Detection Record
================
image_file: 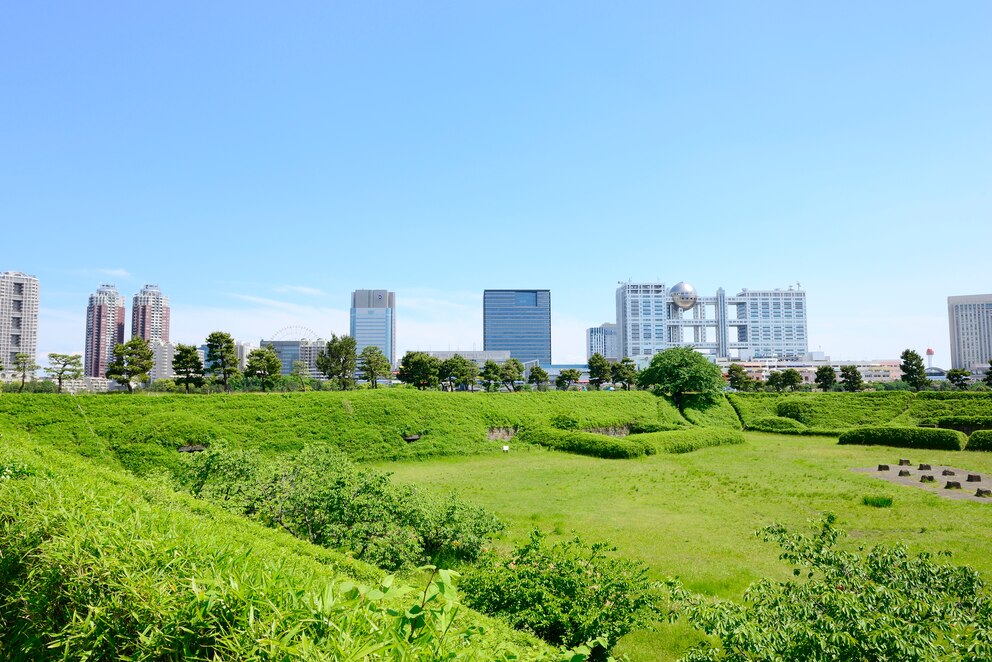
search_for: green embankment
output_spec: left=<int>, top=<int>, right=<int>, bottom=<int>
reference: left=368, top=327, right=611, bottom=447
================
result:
left=0, top=428, right=550, bottom=660
left=730, top=392, right=918, bottom=434
left=0, top=390, right=671, bottom=473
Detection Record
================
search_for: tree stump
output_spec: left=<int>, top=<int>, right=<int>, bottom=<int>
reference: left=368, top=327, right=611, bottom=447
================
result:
left=945, top=481, right=962, bottom=489
left=898, top=459, right=911, bottom=466
left=898, top=470, right=911, bottom=477
left=920, top=475, right=935, bottom=483
left=918, top=464, right=932, bottom=471
left=967, top=474, right=982, bottom=482
left=976, top=489, right=992, bottom=497
left=942, top=469, right=955, bottom=476
left=877, top=464, right=890, bottom=471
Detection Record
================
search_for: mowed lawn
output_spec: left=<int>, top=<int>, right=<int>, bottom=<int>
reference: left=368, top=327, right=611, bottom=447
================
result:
left=385, top=432, right=992, bottom=661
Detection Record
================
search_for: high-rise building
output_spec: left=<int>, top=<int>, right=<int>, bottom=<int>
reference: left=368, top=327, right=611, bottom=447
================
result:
left=948, top=294, right=992, bottom=371
left=350, top=290, right=396, bottom=366
left=85, top=284, right=126, bottom=378
left=0, top=272, right=40, bottom=380
left=131, top=284, right=170, bottom=344
left=483, top=289, right=552, bottom=365
left=616, top=281, right=807, bottom=362
left=586, top=323, right=619, bottom=361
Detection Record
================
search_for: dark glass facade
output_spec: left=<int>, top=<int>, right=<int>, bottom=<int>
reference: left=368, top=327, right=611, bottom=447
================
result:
left=483, top=289, right=551, bottom=364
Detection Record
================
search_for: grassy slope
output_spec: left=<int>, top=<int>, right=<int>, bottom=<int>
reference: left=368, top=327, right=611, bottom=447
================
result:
left=0, top=426, right=550, bottom=660
left=730, top=392, right=917, bottom=432
left=386, top=432, right=992, bottom=661
left=0, top=390, right=672, bottom=474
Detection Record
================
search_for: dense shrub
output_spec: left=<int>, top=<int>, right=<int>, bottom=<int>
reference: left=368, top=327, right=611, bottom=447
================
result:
left=627, top=428, right=745, bottom=454
left=181, top=445, right=505, bottom=570
left=775, top=398, right=813, bottom=425
left=906, top=392, right=992, bottom=426
left=462, top=531, right=665, bottom=658
left=748, top=416, right=808, bottom=433
left=838, top=426, right=967, bottom=451
left=669, top=514, right=992, bottom=660
left=628, top=420, right=684, bottom=434
left=967, top=430, right=992, bottom=451
left=516, top=427, right=652, bottom=459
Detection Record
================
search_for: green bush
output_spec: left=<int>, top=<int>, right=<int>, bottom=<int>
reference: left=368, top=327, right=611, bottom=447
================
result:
left=776, top=398, right=813, bottom=425
left=627, top=428, right=745, bottom=454
left=669, top=514, right=991, bottom=660
left=462, top=531, right=665, bottom=658
left=748, top=416, right=808, bottom=434
left=516, top=427, right=650, bottom=459
left=182, top=445, right=505, bottom=570
left=838, top=426, right=967, bottom=451
left=628, top=420, right=683, bottom=434
left=906, top=392, right=992, bottom=426
left=862, top=495, right=894, bottom=508
left=967, top=430, right=992, bottom=451
left=680, top=393, right=743, bottom=429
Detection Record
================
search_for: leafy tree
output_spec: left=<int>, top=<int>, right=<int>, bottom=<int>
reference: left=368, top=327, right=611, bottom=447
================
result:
left=105, top=337, right=154, bottom=393
left=839, top=364, right=865, bottom=392
left=171, top=344, right=204, bottom=394
left=290, top=360, right=310, bottom=391
left=439, top=354, right=478, bottom=391
left=587, top=352, right=611, bottom=389
left=900, top=349, right=930, bottom=390
left=726, top=363, right=753, bottom=392
left=814, top=365, right=837, bottom=391
left=45, top=353, right=82, bottom=393
left=669, top=514, right=992, bottom=661
left=527, top=365, right=549, bottom=390
left=637, top=347, right=724, bottom=412
left=946, top=368, right=971, bottom=390
left=500, top=358, right=525, bottom=392
left=244, top=345, right=283, bottom=391
left=396, top=351, right=440, bottom=390
left=358, top=345, right=391, bottom=388
left=13, top=353, right=39, bottom=393
left=315, top=334, right=357, bottom=390
left=985, top=360, right=992, bottom=388
left=555, top=368, right=583, bottom=390
left=780, top=368, right=803, bottom=391
left=766, top=371, right=786, bottom=392
left=462, top=531, right=664, bottom=658
left=611, top=357, right=638, bottom=391
left=205, top=331, right=240, bottom=392
left=480, top=360, right=502, bottom=391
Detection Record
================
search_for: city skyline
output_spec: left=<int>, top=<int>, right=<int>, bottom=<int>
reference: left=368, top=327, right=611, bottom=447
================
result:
left=3, top=3, right=989, bottom=366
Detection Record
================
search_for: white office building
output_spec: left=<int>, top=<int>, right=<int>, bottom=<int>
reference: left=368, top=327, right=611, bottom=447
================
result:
left=0, top=272, right=40, bottom=380
left=351, top=290, right=396, bottom=367
left=616, top=281, right=807, bottom=362
left=586, top=323, right=618, bottom=361
left=948, top=294, right=992, bottom=371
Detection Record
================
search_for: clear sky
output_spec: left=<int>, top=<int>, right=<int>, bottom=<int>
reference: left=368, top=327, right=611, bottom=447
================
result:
left=3, top=2, right=990, bottom=366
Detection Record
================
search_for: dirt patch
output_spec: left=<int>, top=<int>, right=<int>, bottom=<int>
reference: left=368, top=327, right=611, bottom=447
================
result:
left=487, top=427, right=517, bottom=441
left=854, top=462, right=992, bottom=503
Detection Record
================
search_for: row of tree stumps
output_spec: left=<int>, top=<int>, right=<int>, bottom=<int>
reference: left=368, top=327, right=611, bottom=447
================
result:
left=878, top=459, right=991, bottom=497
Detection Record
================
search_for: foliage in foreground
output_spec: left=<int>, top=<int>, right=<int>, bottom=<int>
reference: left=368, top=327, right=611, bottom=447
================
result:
left=0, top=437, right=555, bottom=661
left=838, top=425, right=968, bottom=451
left=668, top=514, right=992, bottom=661
left=182, top=444, right=505, bottom=571
left=462, top=530, right=666, bottom=659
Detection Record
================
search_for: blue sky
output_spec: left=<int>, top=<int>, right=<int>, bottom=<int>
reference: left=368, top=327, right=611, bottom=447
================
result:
left=3, top=2, right=990, bottom=365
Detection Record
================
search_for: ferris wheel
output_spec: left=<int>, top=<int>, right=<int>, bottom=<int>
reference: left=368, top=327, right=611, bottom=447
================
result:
left=270, top=325, right=320, bottom=341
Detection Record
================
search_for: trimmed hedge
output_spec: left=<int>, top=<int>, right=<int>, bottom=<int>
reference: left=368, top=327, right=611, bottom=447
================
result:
left=516, top=427, right=653, bottom=459
left=968, top=430, right=992, bottom=451
left=627, top=428, right=745, bottom=454
left=838, top=426, right=967, bottom=451
left=629, top=420, right=684, bottom=434
left=749, top=416, right=808, bottom=434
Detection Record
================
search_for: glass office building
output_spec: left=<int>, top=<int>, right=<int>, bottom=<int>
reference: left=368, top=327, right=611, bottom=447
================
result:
left=483, top=289, right=551, bottom=364
left=350, top=289, right=396, bottom=367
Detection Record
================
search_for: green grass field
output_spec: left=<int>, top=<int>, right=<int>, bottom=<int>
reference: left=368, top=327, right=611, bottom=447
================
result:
left=385, top=432, right=992, bottom=660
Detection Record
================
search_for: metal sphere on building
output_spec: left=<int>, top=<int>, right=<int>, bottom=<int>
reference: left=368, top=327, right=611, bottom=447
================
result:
left=670, top=281, right=698, bottom=310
